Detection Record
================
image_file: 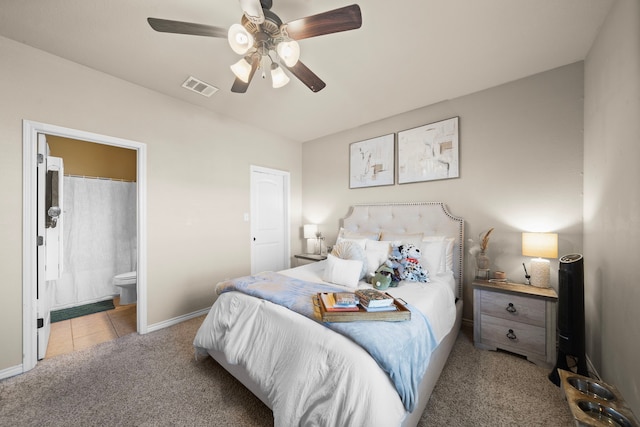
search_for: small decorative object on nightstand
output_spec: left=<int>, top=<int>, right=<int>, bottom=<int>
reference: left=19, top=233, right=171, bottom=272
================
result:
left=468, top=228, right=494, bottom=279
left=473, top=279, right=558, bottom=368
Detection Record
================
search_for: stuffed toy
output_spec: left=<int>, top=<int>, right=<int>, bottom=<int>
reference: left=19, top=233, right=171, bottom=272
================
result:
left=370, top=264, right=394, bottom=290
left=385, top=243, right=429, bottom=284
left=400, top=244, right=429, bottom=282
left=385, top=245, right=405, bottom=285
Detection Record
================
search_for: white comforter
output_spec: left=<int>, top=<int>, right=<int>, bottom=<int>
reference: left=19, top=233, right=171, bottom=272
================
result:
left=193, top=262, right=457, bottom=427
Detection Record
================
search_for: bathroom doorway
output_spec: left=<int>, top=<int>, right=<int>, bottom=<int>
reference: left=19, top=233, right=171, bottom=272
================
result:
left=22, top=120, right=148, bottom=372
left=45, top=135, right=138, bottom=358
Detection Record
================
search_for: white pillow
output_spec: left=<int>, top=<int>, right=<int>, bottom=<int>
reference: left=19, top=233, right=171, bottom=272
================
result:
left=380, top=231, right=424, bottom=247
left=331, top=240, right=368, bottom=279
left=322, top=254, right=363, bottom=288
left=420, top=236, right=456, bottom=274
left=364, top=240, right=392, bottom=276
left=337, top=227, right=380, bottom=241
left=420, top=239, right=445, bottom=275
left=335, top=236, right=367, bottom=251
left=443, top=237, right=455, bottom=272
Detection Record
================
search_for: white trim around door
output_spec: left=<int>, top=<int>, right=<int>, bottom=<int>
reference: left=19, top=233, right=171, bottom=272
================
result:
left=21, top=120, right=148, bottom=373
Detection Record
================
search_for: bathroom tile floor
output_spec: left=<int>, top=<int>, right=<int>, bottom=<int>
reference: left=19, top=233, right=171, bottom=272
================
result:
left=46, top=297, right=136, bottom=359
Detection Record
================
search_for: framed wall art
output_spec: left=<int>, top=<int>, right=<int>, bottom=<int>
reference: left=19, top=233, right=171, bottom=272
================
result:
left=398, top=116, right=459, bottom=184
left=349, top=133, right=395, bottom=188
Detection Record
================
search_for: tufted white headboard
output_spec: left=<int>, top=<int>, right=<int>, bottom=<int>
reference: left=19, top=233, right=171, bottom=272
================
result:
left=341, top=202, right=465, bottom=299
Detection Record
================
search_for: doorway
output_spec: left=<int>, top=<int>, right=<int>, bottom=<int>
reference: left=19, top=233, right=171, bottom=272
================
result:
left=250, top=165, right=290, bottom=274
left=22, top=120, right=148, bottom=372
left=45, top=135, right=138, bottom=358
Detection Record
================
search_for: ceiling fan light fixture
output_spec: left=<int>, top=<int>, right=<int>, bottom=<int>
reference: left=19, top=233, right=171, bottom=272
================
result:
left=230, top=57, right=254, bottom=83
left=228, top=23, right=254, bottom=54
left=270, top=63, right=290, bottom=88
left=276, top=40, right=300, bottom=67
left=239, top=0, right=265, bottom=24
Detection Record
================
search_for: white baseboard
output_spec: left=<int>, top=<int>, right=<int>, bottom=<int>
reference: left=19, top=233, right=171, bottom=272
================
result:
left=0, top=364, right=25, bottom=381
left=145, top=307, right=210, bottom=334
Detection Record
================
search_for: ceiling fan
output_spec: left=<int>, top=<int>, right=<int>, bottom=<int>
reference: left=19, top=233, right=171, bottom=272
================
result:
left=147, top=0, right=362, bottom=93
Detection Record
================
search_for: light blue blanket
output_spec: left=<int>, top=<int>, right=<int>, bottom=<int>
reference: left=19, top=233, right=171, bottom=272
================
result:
left=216, top=272, right=438, bottom=412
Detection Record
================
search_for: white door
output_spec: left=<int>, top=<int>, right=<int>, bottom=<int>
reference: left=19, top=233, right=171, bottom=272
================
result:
left=37, top=134, right=64, bottom=360
left=250, top=166, right=290, bottom=274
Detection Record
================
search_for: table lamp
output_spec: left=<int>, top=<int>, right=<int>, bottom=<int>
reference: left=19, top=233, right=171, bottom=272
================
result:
left=303, top=224, right=319, bottom=254
left=522, top=232, right=558, bottom=288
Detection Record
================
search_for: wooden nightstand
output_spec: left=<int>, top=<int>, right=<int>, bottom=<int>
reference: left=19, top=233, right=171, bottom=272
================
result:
left=472, top=280, right=558, bottom=368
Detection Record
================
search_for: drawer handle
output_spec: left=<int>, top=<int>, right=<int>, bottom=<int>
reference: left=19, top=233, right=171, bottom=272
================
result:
left=506, top=303, right=517, bottom=313
left=506, top=329, right=517, bottom=340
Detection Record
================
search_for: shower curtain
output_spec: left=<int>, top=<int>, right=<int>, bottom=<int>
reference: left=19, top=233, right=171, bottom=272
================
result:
left=53, top=176, right=137, bottom=309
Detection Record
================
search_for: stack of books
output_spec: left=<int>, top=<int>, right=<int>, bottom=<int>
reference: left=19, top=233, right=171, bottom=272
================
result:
left=320, top=292, right=360, bottom=312
left=355, top=289, right=397, bottom=312
left=315, top=290, right=410, bottom=322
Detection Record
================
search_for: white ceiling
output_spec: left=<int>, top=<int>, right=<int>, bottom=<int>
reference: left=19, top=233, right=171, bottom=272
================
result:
left=0, top=0, right=613, bottom=142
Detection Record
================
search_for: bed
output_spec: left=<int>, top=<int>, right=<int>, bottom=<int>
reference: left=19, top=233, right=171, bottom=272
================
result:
left=194, top=202, right=464, bottom=426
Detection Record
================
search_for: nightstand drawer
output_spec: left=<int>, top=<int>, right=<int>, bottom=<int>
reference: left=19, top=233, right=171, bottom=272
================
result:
left=480, top=314, right=546, bottom=356
left=479, top=290, right=545, bottom=327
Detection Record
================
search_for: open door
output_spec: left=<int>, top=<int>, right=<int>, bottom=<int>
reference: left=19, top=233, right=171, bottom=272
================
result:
left=37, top=133, right=64, bottom=359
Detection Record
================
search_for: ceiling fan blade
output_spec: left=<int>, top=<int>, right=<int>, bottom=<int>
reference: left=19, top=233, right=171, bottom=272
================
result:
left=147, top=17, right=227, bottom=38
left=231, top=56, right=260, bottom=93
left=284, top=61, right=326, bottom=93
left=283, top=4, right=362, bottom=41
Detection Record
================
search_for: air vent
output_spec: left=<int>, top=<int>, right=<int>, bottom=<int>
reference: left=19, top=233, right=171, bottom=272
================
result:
left=181, top=76, right=218, bottom=97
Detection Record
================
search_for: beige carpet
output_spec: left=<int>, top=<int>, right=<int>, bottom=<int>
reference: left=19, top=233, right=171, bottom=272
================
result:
left=421, top=327, right=574, bottom=426
left=0, top=316, right=574, bottom=426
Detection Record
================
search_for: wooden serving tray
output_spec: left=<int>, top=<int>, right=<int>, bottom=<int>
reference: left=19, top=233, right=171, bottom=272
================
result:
left=314, top=293, right=411, bottom=322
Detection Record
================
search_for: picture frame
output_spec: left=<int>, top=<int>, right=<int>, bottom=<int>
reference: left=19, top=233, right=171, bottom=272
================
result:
left=349, top=133, right=395, bottom=188
left=397, top=116, right=459, bottom=184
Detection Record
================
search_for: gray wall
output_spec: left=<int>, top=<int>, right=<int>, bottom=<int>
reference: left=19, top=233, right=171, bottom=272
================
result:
left=584, top=0, right=640, bottom=414
left=0, top=35, right=303, bottom=372
left=302, top=62, right=585, bottom=323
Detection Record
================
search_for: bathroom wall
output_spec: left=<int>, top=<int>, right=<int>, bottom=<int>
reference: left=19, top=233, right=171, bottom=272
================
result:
left=47, top=135, right=137, bottom=181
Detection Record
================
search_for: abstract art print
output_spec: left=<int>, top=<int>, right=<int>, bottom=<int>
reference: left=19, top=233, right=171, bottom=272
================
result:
left=349, top=134, right=395, bottom=188
left=398, top=117, right=459, bottom=184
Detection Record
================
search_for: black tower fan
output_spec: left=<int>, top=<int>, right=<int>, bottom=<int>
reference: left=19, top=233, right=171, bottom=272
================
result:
left=549, top=253, right=588, bottom=386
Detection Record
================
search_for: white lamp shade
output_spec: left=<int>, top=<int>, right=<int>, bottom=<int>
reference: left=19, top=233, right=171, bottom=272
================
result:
left=271, top=65, right=290, bottom=88
left=303, top=224, right=318, bottom=239
left=228, top=24, right=254, bottom=55
left=239, top=0, right=265, bottom=24
left=230, top=58, right=253, bottom=83
left=522, top=232, right=558, bottom=258
left=276, top=40, right=300, bottom=67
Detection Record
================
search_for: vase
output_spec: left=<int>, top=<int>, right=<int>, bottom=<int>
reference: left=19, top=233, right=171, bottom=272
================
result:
left=476, top=251, right=490, bottom=279
left=476, top=251, right=490, bottom=270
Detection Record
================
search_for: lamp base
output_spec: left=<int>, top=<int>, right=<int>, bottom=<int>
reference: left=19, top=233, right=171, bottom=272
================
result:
left=530, top=258, right=550, bottom=288
left=305, top=239, right=317, bottom=254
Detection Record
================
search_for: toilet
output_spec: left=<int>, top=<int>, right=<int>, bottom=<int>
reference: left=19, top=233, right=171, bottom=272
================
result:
left=113, top=271, right=137, bottom=305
